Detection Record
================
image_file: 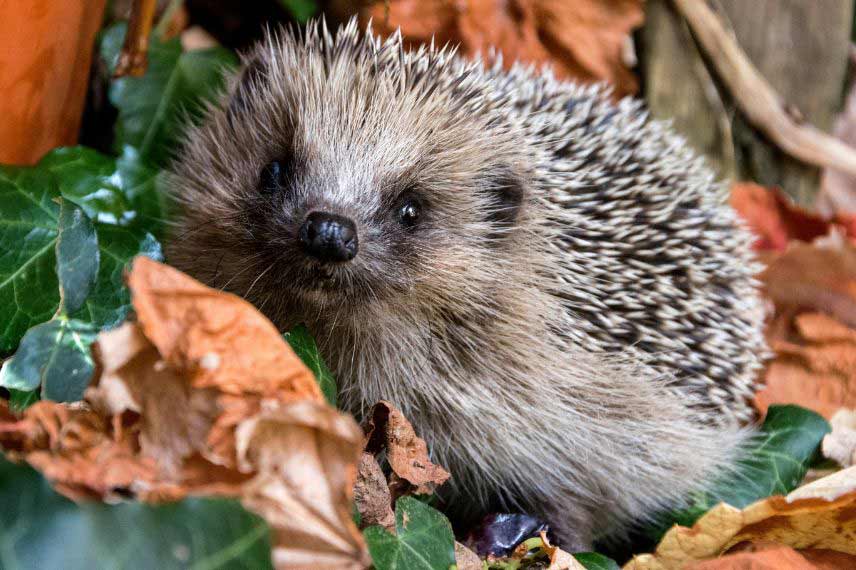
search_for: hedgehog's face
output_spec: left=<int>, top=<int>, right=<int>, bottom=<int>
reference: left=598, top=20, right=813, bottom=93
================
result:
left=169, top=27, right=531, bottom=326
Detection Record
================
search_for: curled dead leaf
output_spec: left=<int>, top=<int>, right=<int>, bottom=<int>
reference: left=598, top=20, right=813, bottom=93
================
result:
left=236, top=401, right=368, bottom=569
left=361, top=0, right=643, bottom=97
left=0, top=257, right=370, bottom=569
left=622, top=467, right=856, bottom=570
left=127, top=256, right=321, bottom=402
left=354, top=452, right=395, bottom=530
left=364, top=400, right=450, bottom=497
left=0, top=400, right=161, bottom=501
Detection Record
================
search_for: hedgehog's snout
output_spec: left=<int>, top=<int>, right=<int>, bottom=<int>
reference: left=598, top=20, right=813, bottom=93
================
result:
left=298, top=211, right=359, bottom=263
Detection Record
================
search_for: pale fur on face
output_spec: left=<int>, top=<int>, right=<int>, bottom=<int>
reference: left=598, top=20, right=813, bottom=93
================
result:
left=167, top=19, right=766, bottom=547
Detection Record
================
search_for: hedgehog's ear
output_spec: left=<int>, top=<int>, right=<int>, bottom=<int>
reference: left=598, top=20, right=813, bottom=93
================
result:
left=484, top=166, right=525, bottom=231
left=227, top=55, right=267, bottom=119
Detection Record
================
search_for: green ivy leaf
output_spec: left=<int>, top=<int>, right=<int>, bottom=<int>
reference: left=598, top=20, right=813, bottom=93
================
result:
left=574, top=552, right=621, bottom=570
left=40, top=146, right=167, bottom=237
left=101, top=23, right=238, bottom=169
left=56, top=199, right=99, bottom=315
left=0, top=317, right=97, bottom=401
left=364, top=496, right=456, bottom=570
left=0, top=457, right=273, bottom=569
left=8, top=388, right=39, bottom=412
left=0, top=167, right=62, bottom=354
left=71, top=224, right=162, bottom=329
left=649, top=405, right=830, bottom=536
left=284, top=325, right=337, bottom=406
left=0, top=159, right=163, bottom=354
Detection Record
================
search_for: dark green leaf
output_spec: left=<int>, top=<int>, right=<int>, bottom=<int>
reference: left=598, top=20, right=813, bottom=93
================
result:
left=56, top=199, right=99, bottom=315
left=40, top=146, right=166, bottom=237
left=0, top=318, right=96, bottom=401
left=649, top=405, right=830, bottom=536
left=0, top=167, right=62, bottom=353
left=101, top=23, right=238, bottom=168
left=0, top=159, right=163, bottom=353
left=364, top=496, right=456, bottom=570
left=714, top=405, right=830, bottom=506
left=71, top=224, right=162, bottom=329
left=284, top=325, right=337, bottom=406
left=8, top=389, right=39, bottom=411
left=280, top=0, right=317, bottom=22
left=574, top=552, right=621, bottom=570
left=0, top=456, right=273, bottom=569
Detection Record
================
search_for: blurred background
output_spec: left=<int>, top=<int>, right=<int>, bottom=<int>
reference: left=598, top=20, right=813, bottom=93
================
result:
left=3, top=0, right=856, bottom=211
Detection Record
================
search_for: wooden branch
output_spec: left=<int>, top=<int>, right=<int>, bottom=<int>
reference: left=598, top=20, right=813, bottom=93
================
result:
left=671, top=0, right=856, bottom=178
left=114, top=0, right=157, bottom=77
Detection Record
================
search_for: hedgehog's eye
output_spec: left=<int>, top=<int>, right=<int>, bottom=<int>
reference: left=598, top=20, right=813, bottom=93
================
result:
left=397, top=198, right=421, bottom=227
left=259, top=160, right=287, bottom=194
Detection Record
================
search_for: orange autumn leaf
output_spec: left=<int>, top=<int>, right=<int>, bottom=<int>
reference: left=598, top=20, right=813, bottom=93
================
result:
left=686, top=544, right=851, bottom=570
left=752, top=236, right=856, bottom=419
left=730, top=183, right=831, bottom=252
left=127, top=256, right=321, bottom=401
left=754, top=313, right=856, bottom=420
left=730, top=182, right=856, bottom=253
left=0, top=257, right=370, bottom=570
left=623, top=467, right=856, bottom=570
left=362, top=0, right=643, bottom=97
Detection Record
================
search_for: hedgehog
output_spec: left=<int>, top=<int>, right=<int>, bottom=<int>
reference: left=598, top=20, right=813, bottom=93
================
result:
left=166, top=19, right=766, bottom=549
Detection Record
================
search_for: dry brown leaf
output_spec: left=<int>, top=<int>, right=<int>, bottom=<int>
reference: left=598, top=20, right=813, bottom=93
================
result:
left=540, top=531, right=586, bottom=570
left=622, top=467, right=856, bottom=570
left=89, top=322, right=220, bottom=475
left=730, top=183, right=833, bottom=252
left=127, top=256, right=321, bottom=402
left=0, top=257, right=370, bottom=570
left=760, top=242, right=856, bottom=330
left=0, top=400, right=162, bottom=501
left=823, top=409, right=856, bottom=467
left=752, top=236, right=856, bottom=419
left=455, top=541, right=484, bottom=570
left=754, top=312, right=856, bottom=419
left=236, top=402, right=368, bottom=569
left=685, top=544, right=832, bottom=570
left=364, top=400, right=450, bottom=496
left=354, top=452, right=395, bottom=530
left=362, top=0, right=642, bottom=97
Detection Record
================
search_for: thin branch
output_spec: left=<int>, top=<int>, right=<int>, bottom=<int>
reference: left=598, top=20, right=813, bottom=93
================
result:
left=113, top=0, right=158, bottom=78
left=671, top=0, right=856, bottom=178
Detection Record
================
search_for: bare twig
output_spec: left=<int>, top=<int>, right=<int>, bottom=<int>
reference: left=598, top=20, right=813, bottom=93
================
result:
left=113, top=0, right=157, bottom=78
left=672, top=0, right=856, bottom=178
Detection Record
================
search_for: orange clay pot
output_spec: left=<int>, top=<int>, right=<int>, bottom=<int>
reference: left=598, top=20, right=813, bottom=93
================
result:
left=0, top=0, right=107, bottom=165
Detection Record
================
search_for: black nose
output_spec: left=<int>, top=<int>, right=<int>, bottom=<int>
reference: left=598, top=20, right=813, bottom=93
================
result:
left=299, top=212, right=359, bottom=262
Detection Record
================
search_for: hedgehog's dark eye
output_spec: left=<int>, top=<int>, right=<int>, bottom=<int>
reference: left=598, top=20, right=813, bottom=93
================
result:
left=398, top=198, right=421, bottom=227
left=259, top=160, right=287, bottom=194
